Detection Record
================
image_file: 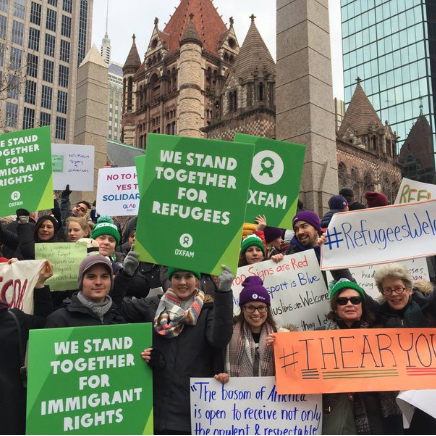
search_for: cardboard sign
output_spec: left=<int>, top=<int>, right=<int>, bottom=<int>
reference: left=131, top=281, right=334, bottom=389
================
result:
left=396, top=390, right=436, bottom=428
left=395, top=178, right=436, bottom=204
left=35, top=242, right=87, bottom=291
left=321, top=200, right=436, bottom=270
left=0, top=126, right=53, bottom=216
left=235, top=134, right=306, bottom=228
left=190, top=377, right=322, bottom=435
left=233, top=251, right=329, bottom=330
left=0, top=260, right=45, bottom=314
left=135, top=133, right=254, bottom=275
left=26, top=323, right=153, bottom=435
left=274, top=329, right=436, bottom=395
left=96, top=167, right=139, bottom=216
left=326, top=257, right=430, bottom=299
left=52, top=144, right=95, bottom=191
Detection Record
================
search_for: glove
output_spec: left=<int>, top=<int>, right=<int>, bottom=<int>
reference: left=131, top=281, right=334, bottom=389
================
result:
left=122, top=251, right=140, bottom=277
left=218, top=265, right=234, bottom=292
left=62, top=184, right=72, bottom=197
left=148, top=348, right=166, bottom=370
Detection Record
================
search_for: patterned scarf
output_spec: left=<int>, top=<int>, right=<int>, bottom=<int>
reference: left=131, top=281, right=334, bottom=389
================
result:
left=153, top=288, right=205, bottom=338
left=225, top=321, right=275, bottom=377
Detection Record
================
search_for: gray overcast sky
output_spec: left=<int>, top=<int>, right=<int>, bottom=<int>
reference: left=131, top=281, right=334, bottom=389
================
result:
left=92, top=0, right=344, bottom=99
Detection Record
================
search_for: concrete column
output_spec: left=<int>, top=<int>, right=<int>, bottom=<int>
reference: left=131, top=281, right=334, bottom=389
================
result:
left=177, top=41, right=204, bottom=138
left=276, top=0, right=338, bottom=215
left=73, top=44, right=108, bottom=203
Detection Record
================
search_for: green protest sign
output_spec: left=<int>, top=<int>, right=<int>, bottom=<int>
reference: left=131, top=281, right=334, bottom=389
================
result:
left=0, top=126, right=53, bottom=217
left=35, top=242, right=87, bottom=291
left=52, top=155, right=64, bottom=172
left=134, top=154, right=146, bottom=197
left=26, top=323, right=153, bottom=435
left=135, top=133, right=254, bottom=275
left=234, top=134, right=306, bottom=228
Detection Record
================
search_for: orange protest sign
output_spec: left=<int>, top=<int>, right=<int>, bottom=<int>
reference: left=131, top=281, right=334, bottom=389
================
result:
left=274, top=329, right=436, bottom=395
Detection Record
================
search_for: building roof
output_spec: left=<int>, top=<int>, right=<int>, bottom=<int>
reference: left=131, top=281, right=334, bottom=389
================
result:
left=232, top=15, right=275, bottom=82
left=123, top=34, right=141, bottom=72
left=109, top=62, right=123, bottom=77
left=107, top=140, right=145, bottom=167
left=180, top=13, right=203, bottom=46
left=163, top=0, right=227, bottom=56
left=338, top=81, right=384, bottom=137
left=80, top=44, right=107, bottom=68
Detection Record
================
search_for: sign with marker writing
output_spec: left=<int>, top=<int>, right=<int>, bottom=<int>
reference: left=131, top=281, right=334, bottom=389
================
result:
left=235, top=134, right=306, bottom=228
left=26, top=323, right=153, bottom=435
left=395, top=177, right=436, bottom=204
left=326, top=257, right=430, bottom=299
left=35, top=242, right=87, bottom=291
left=0, top=126, right=53, bottom=217
left=321, top=200, right=436, bottom=270
left=233, top=251, right=329, bottom=330
left=52, top=144, right=95, bottom=191
left=396, top=390, right=436, bottom=428
left=190, top=377, right=322, bottom=435
left=0, top=259, right=45, bottom=314
left=274, top=329, right=436, bottom=395
left=135, top=133, right=254, bottom=275
left=96, top=167, right=139, bottom=216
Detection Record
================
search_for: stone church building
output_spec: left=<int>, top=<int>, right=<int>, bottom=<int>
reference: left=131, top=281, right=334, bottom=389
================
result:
left=121, top=0, right=275, bottom=146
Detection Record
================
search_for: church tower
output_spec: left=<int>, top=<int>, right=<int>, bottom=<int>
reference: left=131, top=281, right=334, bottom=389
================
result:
left=177, top=14, right=204, bottom=138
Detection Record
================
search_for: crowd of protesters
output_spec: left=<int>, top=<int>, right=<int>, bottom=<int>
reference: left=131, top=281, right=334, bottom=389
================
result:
left=0, top=185, right=435, bottom=435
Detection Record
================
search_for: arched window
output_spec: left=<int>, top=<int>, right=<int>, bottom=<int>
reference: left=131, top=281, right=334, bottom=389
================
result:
left=127, top=77, right=133, bottom=111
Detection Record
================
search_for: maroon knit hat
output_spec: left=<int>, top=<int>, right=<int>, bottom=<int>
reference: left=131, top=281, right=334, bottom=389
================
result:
left=364, top=191, right=388, bottom=208
left=239, top=276, right=271, bottom=307
left=263, top=226, right=282, bottom=243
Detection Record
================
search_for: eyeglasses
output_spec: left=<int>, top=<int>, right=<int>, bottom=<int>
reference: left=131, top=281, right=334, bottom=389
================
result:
left=336, top=296, right=362, bottom=306
left=243, top=305, right=268, bottom=313
left=382, top=286, right=406, bottom=296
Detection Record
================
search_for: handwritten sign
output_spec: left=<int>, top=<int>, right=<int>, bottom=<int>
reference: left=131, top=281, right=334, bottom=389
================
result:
left=235, top=134, right=306, bottom=228
left=190, top=377, right=322, bottom=435
left=395, top=178, right=436, bottom=204
left=0, top=126, right=53, bottom=216
left=233, top=251, right=329, bottom=330
left=135, top=133, right=254, bottom=275
left=274, top=329, right=436, bottom=395
left=321, top=200, right=436, bottom=270
left=26, top=323, right=153, bottom=435
left=96, top=166, right=139, bottom=216
left=0, top=260, right=44, bottom=314
left=52, top=144, right=95, bottom=192
left=35, top=242, right=87, bottom=291
left=326, top=258, right=430, bottom=299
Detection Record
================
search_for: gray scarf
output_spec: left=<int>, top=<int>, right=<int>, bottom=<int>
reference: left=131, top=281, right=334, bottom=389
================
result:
left=77, top=292, right=113, bottom=322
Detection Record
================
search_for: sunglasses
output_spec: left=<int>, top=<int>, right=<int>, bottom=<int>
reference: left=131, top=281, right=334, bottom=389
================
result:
left=337, top=296, right=362, bottom=306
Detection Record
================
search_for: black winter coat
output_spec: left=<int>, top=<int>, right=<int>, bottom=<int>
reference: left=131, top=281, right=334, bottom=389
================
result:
left=111, top=287, right=233, bottom=433
left=0, top=286, right=53, bottom=435
left=44, top=294, right=126, bottom=328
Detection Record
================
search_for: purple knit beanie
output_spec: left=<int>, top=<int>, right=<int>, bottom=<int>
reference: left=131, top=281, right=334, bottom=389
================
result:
left=77, top=254, right=113, bottom=291
left=239, top=276, right=271, bottom=306
left=292, top=211, right=322, bottom=235
left=263, top=226, right=283, bottom=243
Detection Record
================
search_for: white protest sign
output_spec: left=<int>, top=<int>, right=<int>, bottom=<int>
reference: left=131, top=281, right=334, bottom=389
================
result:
left=321, top=200, right=436, bottom=270
left=395, top=178, right=436, bottom=204
left=96, top=166, right=140, bottom=216
left=52, top=144, right=95, bottom=191
left=0, top=260, right=45, bottom=314
left=233, top=251, right=329, bottom=330
left=190, top=377, right=322, bottom=435
left=326, top=257, right=430, bottom=299
left=396, top=390, right=436, bottom=428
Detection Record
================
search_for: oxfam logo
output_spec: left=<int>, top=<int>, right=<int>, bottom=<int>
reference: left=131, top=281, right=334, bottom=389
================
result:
left=11, top=191, right=20, bottom=201
left=251, top=151, right=284, bottom=186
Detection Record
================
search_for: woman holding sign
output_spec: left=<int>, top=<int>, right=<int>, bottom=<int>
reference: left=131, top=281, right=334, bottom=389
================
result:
left=110, top=257, right=234, bottom=435
left=214, top=276, right=276, bottom=383
left=321, top=279, right=402, bottom=435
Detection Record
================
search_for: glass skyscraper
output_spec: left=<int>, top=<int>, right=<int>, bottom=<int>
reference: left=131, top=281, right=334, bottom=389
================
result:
left=341, top=0, right=435, bottom=158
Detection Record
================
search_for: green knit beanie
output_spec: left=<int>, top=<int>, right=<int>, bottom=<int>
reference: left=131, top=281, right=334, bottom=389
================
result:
left=168, top=267, right=201, bottom=281
left=240, top=234, right=265, bottom=256
left=329, top=279, right=366, bottom=301
left=91, top=216, right=121, bottom=245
